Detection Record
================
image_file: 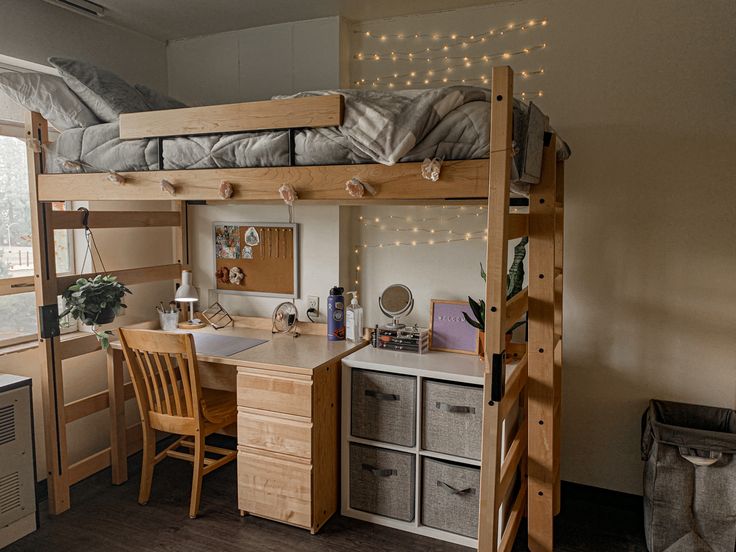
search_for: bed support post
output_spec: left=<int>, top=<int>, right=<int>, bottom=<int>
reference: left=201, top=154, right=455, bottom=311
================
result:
left=528, top=134, right=560, bottom=551
left=478, top=65, right=513, bottom=552
left=26, top=111, right=71, bottom=514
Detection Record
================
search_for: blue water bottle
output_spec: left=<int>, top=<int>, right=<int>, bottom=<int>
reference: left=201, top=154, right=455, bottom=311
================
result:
left=327, top=286, right=345, bottom=341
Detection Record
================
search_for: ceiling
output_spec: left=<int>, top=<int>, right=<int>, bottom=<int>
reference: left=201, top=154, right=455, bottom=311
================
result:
left=60, top=0, right=501, bottom=42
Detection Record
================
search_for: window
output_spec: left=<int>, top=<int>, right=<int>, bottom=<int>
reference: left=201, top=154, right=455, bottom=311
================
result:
left=0, top=59, right=75, bottom=346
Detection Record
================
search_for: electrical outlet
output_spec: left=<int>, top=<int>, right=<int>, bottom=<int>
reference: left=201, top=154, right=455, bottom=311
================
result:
left=307, top=295, right=319, bottom=315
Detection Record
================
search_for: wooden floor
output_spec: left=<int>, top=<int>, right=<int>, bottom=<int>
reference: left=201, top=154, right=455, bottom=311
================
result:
left=8, top=437, right=646, bottom=551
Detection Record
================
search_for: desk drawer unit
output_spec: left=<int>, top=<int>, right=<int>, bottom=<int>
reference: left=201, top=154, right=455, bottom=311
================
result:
left=422, top=380, right=483, bottom=460
left=349, top=443, right=415, bottom=522
left=237, top=360, right=343, bottom=534
left=351, top=369, right=416, bottom=447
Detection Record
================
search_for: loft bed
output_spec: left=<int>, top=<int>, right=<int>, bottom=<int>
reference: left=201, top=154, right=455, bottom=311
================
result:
left=24, top=66, right=564, bottom=552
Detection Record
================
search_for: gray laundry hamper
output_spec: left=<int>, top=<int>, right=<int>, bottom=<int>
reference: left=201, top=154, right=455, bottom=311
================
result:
left=641, top=399, right=736, bottom=552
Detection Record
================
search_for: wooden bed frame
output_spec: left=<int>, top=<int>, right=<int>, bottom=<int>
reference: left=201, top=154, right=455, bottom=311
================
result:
left=23, top=66, right=564, bottom=552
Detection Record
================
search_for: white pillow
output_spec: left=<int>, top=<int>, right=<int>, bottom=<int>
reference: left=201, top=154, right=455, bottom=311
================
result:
left=50, top=57, right=149, bottom=122
left=0, top=72, right=100, bottom=130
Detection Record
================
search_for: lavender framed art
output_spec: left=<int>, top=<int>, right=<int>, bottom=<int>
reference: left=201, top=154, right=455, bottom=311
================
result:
left=429, top=299, right=479, bottom=355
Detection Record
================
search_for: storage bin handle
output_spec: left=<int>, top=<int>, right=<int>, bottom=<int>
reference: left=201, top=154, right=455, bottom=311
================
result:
left=362, top=463, right=397, bottom=477
left=365, top=389, right=400, bottom=401
left=678, top=446, right=722, bottom=467
left=435, top=402, right=476, bottom=414
left=437, top=480, right=476, bottom=496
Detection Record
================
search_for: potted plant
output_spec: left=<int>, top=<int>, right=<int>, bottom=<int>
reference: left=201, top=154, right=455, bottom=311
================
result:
left=463, top=237, right=528, bottom=359
left=59, top=274, right=131, bottom=349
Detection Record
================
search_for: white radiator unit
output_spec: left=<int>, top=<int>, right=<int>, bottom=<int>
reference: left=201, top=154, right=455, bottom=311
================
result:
left=0, top=375, right=37, bottom=549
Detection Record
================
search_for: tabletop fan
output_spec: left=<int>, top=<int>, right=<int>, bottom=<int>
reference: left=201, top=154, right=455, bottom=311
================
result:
left=272, top=301, right=300, bottom=337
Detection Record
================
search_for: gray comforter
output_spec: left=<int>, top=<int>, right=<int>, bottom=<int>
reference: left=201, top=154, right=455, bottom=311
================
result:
left=45, top=86, right=570, bottom=194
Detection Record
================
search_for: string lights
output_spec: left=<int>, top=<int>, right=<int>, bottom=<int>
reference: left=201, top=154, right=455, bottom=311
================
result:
left=353, top=19, right=548, bottom=59
left=351, top=205, right=490, bottom=288
left=351, top=17, right=550, bottom=90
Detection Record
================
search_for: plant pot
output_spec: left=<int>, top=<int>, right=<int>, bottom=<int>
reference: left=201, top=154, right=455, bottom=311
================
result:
left=478, top=331, right=485, bottom=360
left=93, top=307, right=116, bottom=325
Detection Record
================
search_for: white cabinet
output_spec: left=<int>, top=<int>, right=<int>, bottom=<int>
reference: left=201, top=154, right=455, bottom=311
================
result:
left=341, top=348, right=486, bottom=549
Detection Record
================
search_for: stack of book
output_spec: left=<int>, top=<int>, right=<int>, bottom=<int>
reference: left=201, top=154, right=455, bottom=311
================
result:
left=373, top=326, right=429, bottom=354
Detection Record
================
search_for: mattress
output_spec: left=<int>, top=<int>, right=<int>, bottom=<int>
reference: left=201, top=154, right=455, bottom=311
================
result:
left=45, top=86, right=571, bottom=195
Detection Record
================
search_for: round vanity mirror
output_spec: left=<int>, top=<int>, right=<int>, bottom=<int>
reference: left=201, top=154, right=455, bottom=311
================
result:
left=379, top=284, right=414, bottom=329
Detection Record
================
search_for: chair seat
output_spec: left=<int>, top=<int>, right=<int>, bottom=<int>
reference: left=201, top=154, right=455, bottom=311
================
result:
left=201, top=387, right=237, bottom=427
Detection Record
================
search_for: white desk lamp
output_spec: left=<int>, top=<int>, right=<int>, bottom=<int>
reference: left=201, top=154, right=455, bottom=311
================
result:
left=175, top=270, right=204, bottom=328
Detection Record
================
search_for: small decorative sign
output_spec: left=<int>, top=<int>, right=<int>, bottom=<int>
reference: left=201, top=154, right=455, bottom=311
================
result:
left=429, top=299, right=478, bottom=355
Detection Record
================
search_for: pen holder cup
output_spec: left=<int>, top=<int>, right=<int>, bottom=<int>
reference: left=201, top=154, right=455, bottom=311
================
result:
left=159, top=311, right=180, bottom=331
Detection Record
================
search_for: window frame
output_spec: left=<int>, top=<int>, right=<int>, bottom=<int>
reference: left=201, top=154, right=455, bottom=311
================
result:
left=0, top=126, right=77, bottom=347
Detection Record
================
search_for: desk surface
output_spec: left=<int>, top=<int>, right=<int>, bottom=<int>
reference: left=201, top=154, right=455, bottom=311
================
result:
left=111, top=324, right=366, bottom=375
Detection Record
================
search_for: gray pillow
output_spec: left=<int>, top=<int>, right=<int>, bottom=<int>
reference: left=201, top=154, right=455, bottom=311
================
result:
left=0, top=72, right=100, bottom=130
left=49, top=57, right=149, bottom=122
left=134, top=84, right=187, bottom=110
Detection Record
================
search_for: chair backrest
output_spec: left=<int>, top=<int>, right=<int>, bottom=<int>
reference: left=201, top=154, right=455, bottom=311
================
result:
left=119, top=328, right=203, bottom=428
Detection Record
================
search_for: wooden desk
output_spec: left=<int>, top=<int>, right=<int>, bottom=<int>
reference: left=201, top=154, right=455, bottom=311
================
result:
left=108, top=323, right=366, bottom=533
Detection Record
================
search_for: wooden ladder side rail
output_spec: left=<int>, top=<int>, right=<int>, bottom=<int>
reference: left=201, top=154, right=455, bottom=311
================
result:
left=119, top=94, right=344, bottom=139
left=553, top=160, right=565, bottom=515
left=527, top=135, right=559, bottom=552
left=477, top=65, right=514, bottom=552
left=26, top=111, right=71, bottom=514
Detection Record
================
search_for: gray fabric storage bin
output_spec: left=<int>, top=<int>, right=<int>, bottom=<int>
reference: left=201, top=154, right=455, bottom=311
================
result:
left=351, top=369, right=417, bottom=446
left=422, top=380, right=483, bottom=460
left=349, top=443, right=415, bottom=521
left=642, top=399, right=736, bottom=552
left=421, top=457, right=480, bottom=538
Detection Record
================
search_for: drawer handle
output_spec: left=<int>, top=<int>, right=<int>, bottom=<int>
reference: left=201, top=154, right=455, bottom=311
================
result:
left=362, top=463, right=397, bottom=477
left=437, top=480, right=477, bottom=496
left=435, top=402, right=475, bottom=414
left=365, top=389, right=400, bottom=401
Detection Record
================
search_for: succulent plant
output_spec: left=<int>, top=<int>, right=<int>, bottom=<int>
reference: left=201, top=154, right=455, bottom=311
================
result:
left=59, top=274, right=131, bottom=349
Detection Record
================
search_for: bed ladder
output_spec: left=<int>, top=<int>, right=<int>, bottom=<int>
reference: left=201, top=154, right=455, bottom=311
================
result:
left=25, top=111, right=189, bottom=514
left=477, top=66, right=563, bottom=552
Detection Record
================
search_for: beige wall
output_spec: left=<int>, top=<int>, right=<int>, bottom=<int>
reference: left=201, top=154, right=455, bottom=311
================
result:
left=349, top=0, right=736, bottom=494
left=0, top=3, right=170, bottom=479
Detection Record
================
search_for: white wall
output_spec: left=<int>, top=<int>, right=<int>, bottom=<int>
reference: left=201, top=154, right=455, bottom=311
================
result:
left=0, top=1, right=170, bottom=479
left=0, top=0, right=167, bottom=91
left=349, top=0, right=736, bottom=495
left=189, top=204, right=342, bottom=324
left=167, top=16, right=344, bottom=104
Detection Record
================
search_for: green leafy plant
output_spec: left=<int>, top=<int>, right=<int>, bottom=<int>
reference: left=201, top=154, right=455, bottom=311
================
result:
left=463, top=237, right=529, bottom=334
left=59, top=274, right=131, bottom=349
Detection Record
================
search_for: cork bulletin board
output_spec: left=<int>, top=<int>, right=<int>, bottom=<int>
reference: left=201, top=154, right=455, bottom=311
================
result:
left=213, top=222, right=298, bottom=298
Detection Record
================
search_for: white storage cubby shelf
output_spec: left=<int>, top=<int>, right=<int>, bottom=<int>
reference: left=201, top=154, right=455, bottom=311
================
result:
left=340, top=347, right=523, bottom=549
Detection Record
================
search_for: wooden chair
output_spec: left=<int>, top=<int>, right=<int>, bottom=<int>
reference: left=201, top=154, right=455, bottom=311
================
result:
left=119, top=328, right=237, bottom=518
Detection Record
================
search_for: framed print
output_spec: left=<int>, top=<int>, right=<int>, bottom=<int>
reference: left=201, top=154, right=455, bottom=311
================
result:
left=429, top=299, right=478, bottom=355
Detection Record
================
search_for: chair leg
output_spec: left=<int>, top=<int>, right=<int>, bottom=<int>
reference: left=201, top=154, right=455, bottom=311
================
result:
left=138, top=426, right=156, bottom=505
left=189, top=431, right=205, bottom=519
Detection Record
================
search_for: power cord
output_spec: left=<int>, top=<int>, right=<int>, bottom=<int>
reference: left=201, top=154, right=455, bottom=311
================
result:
left=306, top=308, right=318, bottom=323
